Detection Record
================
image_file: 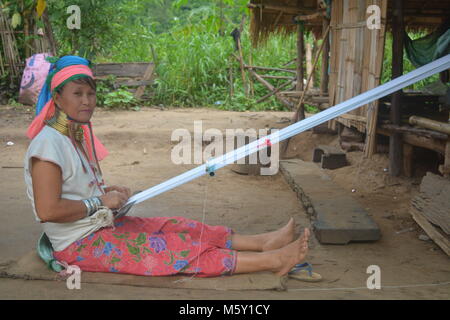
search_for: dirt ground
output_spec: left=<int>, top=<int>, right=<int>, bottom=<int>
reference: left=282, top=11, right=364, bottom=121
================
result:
left=0, top=105, right=449, bottom=300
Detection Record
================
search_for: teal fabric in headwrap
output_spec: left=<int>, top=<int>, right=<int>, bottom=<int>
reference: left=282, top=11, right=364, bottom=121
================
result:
left=35, top=56, right=92, bottom=115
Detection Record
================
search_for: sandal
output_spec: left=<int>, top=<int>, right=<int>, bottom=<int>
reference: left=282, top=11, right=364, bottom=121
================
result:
left=288, top=262, right=322, bottom=282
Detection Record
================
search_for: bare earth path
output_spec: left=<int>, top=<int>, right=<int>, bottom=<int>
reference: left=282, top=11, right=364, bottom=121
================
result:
left=0, top=106, right=449, bottom=299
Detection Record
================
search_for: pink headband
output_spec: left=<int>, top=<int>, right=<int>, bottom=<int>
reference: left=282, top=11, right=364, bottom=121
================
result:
left=27, top=64, right=108, bottom=161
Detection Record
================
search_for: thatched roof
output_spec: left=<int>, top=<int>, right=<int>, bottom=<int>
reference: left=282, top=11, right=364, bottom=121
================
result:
left=249, top=0, right=450, bottom=46
left=249, top=0, right=324, bottom=46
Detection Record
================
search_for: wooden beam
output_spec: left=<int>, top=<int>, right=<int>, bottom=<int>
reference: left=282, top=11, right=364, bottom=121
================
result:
left=248, top=68, right=293, bottom=108
left=244, top=65, right=297, bottom=74
left=296, top=22, right=305, bottom=120
left=259, top=74, right=295, bottom=80
left=294, top=11, right=325, bottom=22
left=389, top=0, right=405, bottom=177
left=256, top=80, right=294, bottom=104
left=320, top=18, right=330, bottom=95
left=380, top=124, right=448, bottom=140
left=377, top=128, right=446, bottom=154
left=409, top=116, right=450, bottom=135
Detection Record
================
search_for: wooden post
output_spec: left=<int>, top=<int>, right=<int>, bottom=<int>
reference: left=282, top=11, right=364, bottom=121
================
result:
left=306, top=40, right=313, bottom=90
left=320, top=17, right=330, bottom=95
left=248, top=46, right=255, bottom=97
left=42, top=10, right=58, bottom=56
left=439, top=139, right=450, bottom=177
left=229, top=62, right=234, bottom=98
left=296, top=22, right=305, bottom=120
left=403, top=144, right=414, bottom=177
left=236, top=35, right=248, bottom=96
left=134, top=63, right=155, bottom=100
left=389, top=0, right=404, bottom=177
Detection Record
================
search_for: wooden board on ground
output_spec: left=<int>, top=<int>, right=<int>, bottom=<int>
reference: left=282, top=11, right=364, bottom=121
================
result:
left=410, top=207, right=450, bottom=256
left=280, top=159, right=381, bottom=244
left=409, top=172, right=450, bottom=256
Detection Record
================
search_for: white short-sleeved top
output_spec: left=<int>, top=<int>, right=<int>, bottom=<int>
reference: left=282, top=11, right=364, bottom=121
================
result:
left=24, top=125, right=105, bottom=251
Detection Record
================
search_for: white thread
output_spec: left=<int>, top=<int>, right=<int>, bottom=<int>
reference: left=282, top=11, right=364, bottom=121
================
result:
left=287, top=281, right=450, bottom=292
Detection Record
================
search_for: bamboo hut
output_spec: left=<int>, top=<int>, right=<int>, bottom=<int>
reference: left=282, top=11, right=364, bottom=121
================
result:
left=248, top=0, right=450, bottom=178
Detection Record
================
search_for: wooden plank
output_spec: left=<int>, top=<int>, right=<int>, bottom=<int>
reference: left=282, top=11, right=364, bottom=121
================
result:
left=410, top=206, right=450, bottom=256
left=380, top=124, right=448, bottom=140
left=411, top=173, right=450, bottom=234
left=377, top=128, right=446, bottom=154
left=339, top=113, right=367, bottom=122
left=134, top=63, right=155, bottom=99
left=92, top=63, right=152, bottom=77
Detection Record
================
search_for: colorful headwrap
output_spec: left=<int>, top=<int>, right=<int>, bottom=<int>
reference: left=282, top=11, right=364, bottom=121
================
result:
left=27, top=55, right=108, bottom=161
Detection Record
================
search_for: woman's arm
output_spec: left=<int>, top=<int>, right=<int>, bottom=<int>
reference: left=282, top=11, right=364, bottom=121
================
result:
left=31, top=157, right=128, bottom=223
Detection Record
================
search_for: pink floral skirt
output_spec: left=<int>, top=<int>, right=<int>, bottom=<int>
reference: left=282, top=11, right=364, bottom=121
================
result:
left=53, top=216, right=237, bottom=277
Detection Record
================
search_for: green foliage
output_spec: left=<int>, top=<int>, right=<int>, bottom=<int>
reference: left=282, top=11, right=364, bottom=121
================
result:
left=103, top=89, right=138, bottom=109
left=95, top=76, right=138, bottom=109
left=381, top=32, right=439, bottom=89
left=1, top=0, right=443, bottom=111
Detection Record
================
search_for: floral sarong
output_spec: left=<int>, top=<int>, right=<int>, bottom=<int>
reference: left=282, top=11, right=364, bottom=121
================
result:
left=53, top=216, right=237, bottom=277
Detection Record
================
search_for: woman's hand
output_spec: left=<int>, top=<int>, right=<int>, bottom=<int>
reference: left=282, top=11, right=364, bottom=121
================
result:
left=100, top=190, right=129, bottom=210
left=104, top=185, right=131, bottom=198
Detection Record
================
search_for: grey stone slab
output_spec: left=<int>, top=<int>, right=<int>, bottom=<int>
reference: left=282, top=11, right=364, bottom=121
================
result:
left=280, top=159, right=381, bottom=244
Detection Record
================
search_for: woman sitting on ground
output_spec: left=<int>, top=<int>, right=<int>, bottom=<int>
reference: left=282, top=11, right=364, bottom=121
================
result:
left=24, top=56, right=310, bottom=277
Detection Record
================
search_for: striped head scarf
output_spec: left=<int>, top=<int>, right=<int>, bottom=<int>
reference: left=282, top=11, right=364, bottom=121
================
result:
left=26, top=55, right=108, bottom=161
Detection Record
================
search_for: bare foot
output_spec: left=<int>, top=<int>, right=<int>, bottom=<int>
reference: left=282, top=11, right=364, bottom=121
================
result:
left=262, top=218, right=296, bottom=251
left=272, top=228, right=310, bottom=277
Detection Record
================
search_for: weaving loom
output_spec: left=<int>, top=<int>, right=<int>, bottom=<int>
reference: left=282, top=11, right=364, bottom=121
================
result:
left=115, top=54, right=450, bottom=218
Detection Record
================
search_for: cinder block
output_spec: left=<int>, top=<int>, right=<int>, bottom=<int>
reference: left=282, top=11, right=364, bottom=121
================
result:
left=313, top=145, right=347, bottom=170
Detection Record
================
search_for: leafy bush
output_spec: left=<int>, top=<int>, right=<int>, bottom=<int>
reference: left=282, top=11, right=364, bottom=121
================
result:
left=102, top=89, right=138, bottom=110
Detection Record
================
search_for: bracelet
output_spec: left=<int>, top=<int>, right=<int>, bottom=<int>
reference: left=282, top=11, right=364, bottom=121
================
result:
left=82, top=196, right=103, bottom=217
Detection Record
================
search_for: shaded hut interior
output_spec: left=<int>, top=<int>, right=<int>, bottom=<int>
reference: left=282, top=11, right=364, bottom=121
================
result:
left=249, top=0, right=450, bottom=178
